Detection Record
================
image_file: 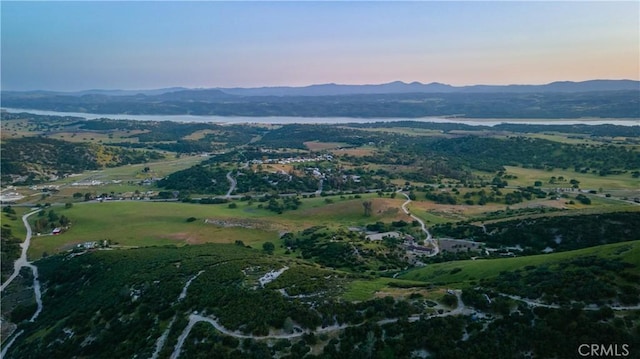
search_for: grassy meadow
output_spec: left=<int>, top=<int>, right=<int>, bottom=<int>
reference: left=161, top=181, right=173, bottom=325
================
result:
left=398, top=240, right=640, bottom=288
left=26, top=195, right=408, bottom=260
left=497, top=165, right=640, bottom=191
left=342, top=277, right=446, bottom=302
left=2, top=206, right=31, bottom=240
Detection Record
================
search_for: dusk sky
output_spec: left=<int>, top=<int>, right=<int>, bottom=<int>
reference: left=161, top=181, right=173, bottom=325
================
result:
left=2, top=1, right=638, bottom=91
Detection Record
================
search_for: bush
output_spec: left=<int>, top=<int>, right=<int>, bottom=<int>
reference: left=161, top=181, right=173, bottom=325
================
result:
left=11, top=303, right=37, bottom=322
left=186, top=217, right=197, bottom=222
left=262, top=242, right=275, bottom=254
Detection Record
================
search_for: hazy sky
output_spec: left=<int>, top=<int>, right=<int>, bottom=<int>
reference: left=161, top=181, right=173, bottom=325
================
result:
left=2, top=1, right=638, bottom=91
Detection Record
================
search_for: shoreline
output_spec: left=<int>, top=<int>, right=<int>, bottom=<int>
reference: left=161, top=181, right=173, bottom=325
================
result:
left=2, top=108, right=639, bottom=127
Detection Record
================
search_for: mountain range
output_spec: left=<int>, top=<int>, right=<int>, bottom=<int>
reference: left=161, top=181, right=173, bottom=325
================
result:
left=4, top=79, right=638, bottom=97
left=2, top=80, right=638, bottom=119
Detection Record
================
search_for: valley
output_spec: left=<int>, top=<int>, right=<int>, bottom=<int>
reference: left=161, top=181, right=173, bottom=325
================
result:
left=1, top=111, right=639, bottom=358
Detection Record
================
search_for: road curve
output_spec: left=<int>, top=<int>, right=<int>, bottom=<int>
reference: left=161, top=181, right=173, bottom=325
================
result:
left=0, top=209, right=44, bottom=358
left=170, top=291, right=470, bottom=359
left=400, top=192, right=439, bottom=256
left=225, top=171, right=237, bottom=198
left=1, top=209, right=41, bottom=291
left=498, top=293, right=640, bottom=311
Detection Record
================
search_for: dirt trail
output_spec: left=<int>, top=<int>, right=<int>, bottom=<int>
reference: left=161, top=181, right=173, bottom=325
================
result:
left=400, top=192, right=439, bottom=256
left=0, top=210, right=43, bottom=357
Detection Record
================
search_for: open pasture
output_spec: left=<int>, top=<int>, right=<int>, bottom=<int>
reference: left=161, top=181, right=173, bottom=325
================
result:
left=26, top=195, right=409, bottom=259
left=342, top=277, right=439, bottom=301
left=27, top=201, right=278, bottom=259
left=330, top=146, right=377, bottom=157
left=182, top=129, right=222, bottom=140
left=497, top=165, right=640, bottom=191
left=39, top=155, right=205, bottom=187
left=295, top=196, right=407, bottom=227
left=303, top=141, right=348, bottom=151
left=399, top=240, right=640, bottom=287
left=354, top=126, right=449, bottom=137
left=44, top=130, right=145, bottom=143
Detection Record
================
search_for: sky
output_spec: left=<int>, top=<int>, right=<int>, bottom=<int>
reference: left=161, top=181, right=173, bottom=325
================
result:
left=1, top=1, right=639, bottom=91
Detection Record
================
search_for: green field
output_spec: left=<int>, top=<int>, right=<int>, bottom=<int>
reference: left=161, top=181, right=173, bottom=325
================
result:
left=51, top=155, right=206, bottom=185
left=342, top=277, right=443, bottom=301
left=497, top=165, right=640, bottom=191
left=26, top=195, right=407, bottom=260
left=399, top=240, right=640, bottom=287
left=27, top=201, right=277, bottom=259
left=2, top=206, right=31, bottom=240
left=342, top=278, right=394, bottom=301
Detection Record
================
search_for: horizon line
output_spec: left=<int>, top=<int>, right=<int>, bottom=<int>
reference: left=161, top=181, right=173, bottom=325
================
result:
left=2, top=78, right=638, bottom=93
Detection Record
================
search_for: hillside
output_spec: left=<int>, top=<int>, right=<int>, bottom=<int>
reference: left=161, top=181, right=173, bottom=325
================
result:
left=1, top=113, right=639, bottom=358
left=2, top=241, right=638, bottom=358
left=0, top=137, right=164, bottom=184
left=2, top=80, right=639, bottom=118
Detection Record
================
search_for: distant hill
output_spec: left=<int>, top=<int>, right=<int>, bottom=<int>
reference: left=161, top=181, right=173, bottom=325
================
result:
left=4, top=80, right=638, bottom=98
left=1, top=87, right=188, bottom=97
left=165, top=79, right=640, bottom=96
left=0, top=137, right=164, bottom=185
left=2, top=80, right=638, bottom=118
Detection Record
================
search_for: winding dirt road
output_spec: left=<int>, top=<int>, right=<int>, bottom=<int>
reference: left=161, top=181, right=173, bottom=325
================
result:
left=498, top=293, right=640, bottom=311
left=225, top=171, right=237, bottom=198
left=400, top=192, right=439, bottom=256
left=0, top=209, right=43, bottom=357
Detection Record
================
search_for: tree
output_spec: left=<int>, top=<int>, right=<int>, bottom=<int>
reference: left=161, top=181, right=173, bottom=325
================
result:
left=59, top=215, right=70, bottom=227
left=283, top=317, right=294, bottom=333
left=262, top=242, right=275, bottom=254
left=65, top=202, right=73, bottom=209
left=47, top=210, right=59, bottom=222
left=362, top=201, right=373, bottom=217
left=570, top=179, right=580, bottom=188
left=442, top=293, right=457, bottom=307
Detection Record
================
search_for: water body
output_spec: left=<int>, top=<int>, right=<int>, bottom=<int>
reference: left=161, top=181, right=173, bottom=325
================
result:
left=2, top=107, right=639, bottom=126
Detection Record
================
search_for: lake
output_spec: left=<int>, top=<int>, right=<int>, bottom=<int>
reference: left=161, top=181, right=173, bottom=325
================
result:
left=2, top=107, right=639, bottom=127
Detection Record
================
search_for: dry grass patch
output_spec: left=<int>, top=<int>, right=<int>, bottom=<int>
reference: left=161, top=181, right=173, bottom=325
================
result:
left=331, top=147, right=376, bottom=157
left=298, top=197, right=408, bottom=226
left=373, top=287, right=445, bottom=302
left=46, top=130, right=147, bottom=143
left=304, top=141, right=346, bottom=151
left=182, top=129, right=222, bottom=140
left=162, top=225, right=279, bottom=245
left=261, top=163, right=295, bottom=173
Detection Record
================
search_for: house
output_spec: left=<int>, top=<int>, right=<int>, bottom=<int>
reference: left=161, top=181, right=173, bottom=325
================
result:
left=406, top=244, right=433, bottom=254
